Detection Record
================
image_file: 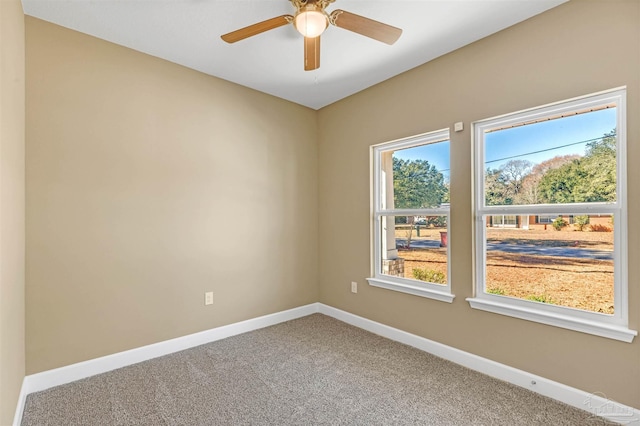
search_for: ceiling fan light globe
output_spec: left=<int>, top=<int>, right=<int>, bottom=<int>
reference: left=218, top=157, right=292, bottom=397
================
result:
left=294, top=10, right=328, bottom=38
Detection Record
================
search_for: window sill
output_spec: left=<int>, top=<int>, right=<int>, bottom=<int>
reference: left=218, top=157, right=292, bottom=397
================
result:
left=467, top=297, right=637, bottom=343
left=367, top=277, right=455, bottom=303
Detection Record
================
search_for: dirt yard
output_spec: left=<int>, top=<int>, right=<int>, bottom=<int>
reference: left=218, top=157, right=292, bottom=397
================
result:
left=397, top=227, right=614, bottom=314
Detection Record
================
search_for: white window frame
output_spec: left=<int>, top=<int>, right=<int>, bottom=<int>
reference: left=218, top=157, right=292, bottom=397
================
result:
left=367, top=129, right=454, bottom=303
left=468, top=87, right=636, bottom=342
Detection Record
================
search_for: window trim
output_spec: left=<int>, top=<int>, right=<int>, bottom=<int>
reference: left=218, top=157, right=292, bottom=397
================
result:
left=368, top=129, right=454, bottom=303
left=467, top=87, right=636, bottom=342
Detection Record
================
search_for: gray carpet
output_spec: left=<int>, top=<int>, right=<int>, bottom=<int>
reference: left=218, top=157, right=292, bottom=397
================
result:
left=21, top=314, right=610, bottom=425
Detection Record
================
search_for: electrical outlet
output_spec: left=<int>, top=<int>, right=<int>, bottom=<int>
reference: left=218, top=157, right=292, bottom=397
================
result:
left=351, top=281, right=358, bottom=293
left=205, top=291, right=213, bottom=305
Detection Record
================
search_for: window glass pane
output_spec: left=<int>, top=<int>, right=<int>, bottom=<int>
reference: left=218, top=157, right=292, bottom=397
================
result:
left=383, top=140, right=450, bottom=210
left=380, top=215, right=448, bottom=285
left=484, top=213, right=614, bottom=314
left=483, top=108, right=617, bottom=206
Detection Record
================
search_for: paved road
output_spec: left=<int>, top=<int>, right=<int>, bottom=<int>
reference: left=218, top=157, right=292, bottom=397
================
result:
left=396, top=239, right=613, bottom=260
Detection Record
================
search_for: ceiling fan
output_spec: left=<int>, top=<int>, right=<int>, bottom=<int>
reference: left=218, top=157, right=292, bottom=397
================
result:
left=220, top=0, right=402, bottom=71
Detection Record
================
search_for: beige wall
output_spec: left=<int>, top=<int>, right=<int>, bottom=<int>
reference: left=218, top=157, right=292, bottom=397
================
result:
left=318, top=0, right=640, bottom=408
left=25, top=17, right=318, bottom=374
left=0, top=0, right=26, bottom=423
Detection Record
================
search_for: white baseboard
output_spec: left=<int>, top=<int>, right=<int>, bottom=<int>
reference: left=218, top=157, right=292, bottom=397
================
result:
left=15, top=302, right=639, bottom=425
left=19, top=303, right=319, bottom=399
left=12, top=379, right=27, bottom=426
left=317, top=303, right=640, bottom=425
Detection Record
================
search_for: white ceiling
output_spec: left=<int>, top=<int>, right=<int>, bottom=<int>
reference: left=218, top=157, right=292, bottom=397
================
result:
left=21, top=0, right=567, bottom=110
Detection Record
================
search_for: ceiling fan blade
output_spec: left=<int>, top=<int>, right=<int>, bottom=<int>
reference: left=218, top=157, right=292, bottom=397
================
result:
left=330, top=10, right=402, bottom=45
left=304, top=36, right=320, bottom=71
left=221, top=15, right=293, bottom=43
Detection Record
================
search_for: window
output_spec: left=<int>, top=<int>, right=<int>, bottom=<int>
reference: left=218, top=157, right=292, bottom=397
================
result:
left=468, top=88, right=636, bottom=342
left=537, top=215, right=556, bottom=224
left=490, top=215, right=517, bottom=227
left=368, top=130, right=453, bottom=302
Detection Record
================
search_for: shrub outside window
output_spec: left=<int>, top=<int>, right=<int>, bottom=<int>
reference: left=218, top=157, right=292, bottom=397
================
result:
left=468, top=88, right=636, bottom=342
left=368, top=130, right=453, bottom=303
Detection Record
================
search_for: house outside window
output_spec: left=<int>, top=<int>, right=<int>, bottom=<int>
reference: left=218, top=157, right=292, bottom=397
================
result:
left=368, top=130, right=453, bottom=303
left=468, top=88, right=636, bottom=342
